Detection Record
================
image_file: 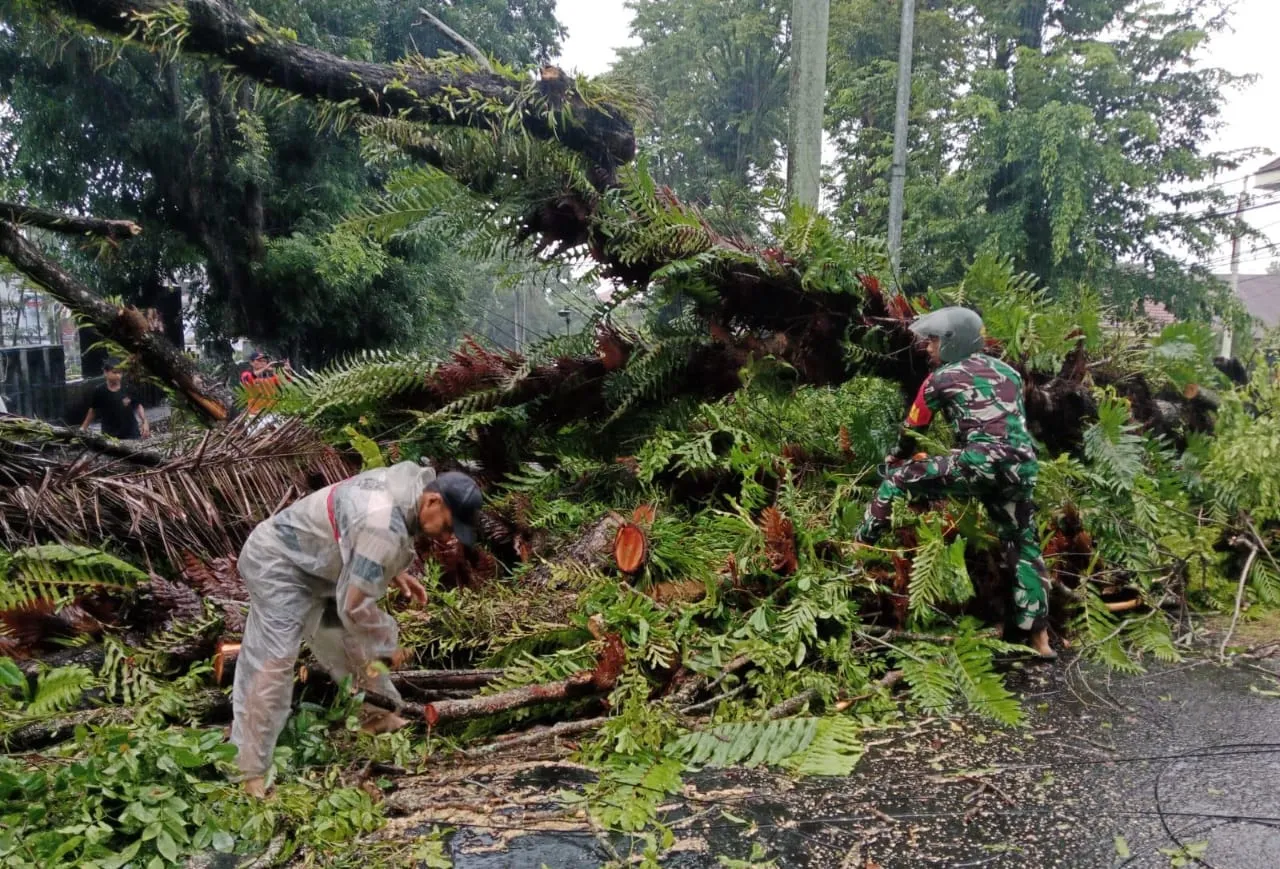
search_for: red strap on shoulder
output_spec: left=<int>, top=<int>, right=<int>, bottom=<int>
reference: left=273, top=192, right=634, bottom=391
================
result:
left=326, top=485, right=341, bottom=542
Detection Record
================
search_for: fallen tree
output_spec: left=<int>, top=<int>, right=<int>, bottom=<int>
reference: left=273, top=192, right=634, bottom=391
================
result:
left=3, top=7, right=1277, bottom=868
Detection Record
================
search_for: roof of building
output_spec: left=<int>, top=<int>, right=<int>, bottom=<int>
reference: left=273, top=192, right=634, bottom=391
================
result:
left=1141, top=299, right=1178, bottom=326
left=1259, top=157, right=1280, bottom=191
left=1214, top=273, right=1280, bottom=327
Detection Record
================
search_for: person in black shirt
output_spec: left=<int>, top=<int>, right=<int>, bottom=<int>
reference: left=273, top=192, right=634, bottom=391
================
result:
left=80, top=359, right=150, bottom=440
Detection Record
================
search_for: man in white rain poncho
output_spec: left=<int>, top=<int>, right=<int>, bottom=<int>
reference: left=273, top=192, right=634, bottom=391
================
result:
left=231, top=461, right=482, bottom=797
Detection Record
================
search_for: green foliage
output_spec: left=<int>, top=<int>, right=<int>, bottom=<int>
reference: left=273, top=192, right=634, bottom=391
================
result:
left=1149, top=322, right=1224, bottom=394
left=0, top=716, right=394, bottom=868
left=1204, top=374, right=1280, bottom=524
left=1083, top=392, right=1147, bottom=493
left=269, top=348, right=439, bottom=421
left=907, top=521, right=974, bottom=625
left=670, top=715, right=863, bottom=776
left=0, top=0, right=565, bottom=358
left=0, top=545, right=149, bottom=610
left=342, top=425, right=385, bottom=470
left=895, top=621, right=1026, bottom=726
left=612, top=0, right=789, bottom=233
left=824, top=0, right=1249, bottom=315
left=0, top=662, right=95, bottom=719
left=935, top=253, right=1101, bottom=373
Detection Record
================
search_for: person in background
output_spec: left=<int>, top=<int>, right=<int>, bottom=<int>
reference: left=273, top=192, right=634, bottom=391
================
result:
left=80, top=358, right=150, bottom=440
left=240, top=352, right=293, bottom=426
left=852, top=306, right=1055, bottom=659
left=230, top=463, right=483, bottom=798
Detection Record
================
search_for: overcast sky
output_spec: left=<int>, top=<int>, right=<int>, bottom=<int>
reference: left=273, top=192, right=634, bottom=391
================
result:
left=552, top=0, right=1280, bottom=272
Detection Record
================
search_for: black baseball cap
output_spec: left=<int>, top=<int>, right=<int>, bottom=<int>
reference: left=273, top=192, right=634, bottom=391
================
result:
left=430, top=471, right=483, bottom=546
left=103, top=357, right=122, bottom=371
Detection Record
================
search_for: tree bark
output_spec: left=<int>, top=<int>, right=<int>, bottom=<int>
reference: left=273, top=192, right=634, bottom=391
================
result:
left=0, top=221, right=229, bottom=423
left=423, top=675, right=603, bottom=728
left=392, top=669, right=504, bottom=690
left=524, top=514, right=625, bottom=586
left=0, top=201, right=141, bottom=241
left=52, top=0, right=635, bottom=177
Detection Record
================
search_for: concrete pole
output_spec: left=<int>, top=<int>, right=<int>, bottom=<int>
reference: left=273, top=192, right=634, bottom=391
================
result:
left=1221, top=179, right=1248, bottom=358
left=786, top=0, right=830, bottom=209
left=887, top=0, right=917, bottom=273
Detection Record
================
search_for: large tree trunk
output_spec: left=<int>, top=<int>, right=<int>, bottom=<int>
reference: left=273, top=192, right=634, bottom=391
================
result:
left=51, top=0, right=635, bottom=178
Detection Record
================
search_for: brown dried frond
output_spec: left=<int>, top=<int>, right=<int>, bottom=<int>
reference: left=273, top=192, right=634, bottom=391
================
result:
left=0, top=416, right=350, bottom=566
left=839, top=425, right=853, bottom=459
left=760, top=506, right=798, bottom=576
left=477, top=509, right=514, bottom=544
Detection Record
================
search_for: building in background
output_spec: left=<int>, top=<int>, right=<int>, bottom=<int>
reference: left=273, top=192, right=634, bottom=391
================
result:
left=1216, top=272, right=1280, bottom=329
left=1256, top=156, right=1280, bottom=193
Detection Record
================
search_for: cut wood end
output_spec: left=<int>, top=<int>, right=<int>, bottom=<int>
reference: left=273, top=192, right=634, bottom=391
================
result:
left=1184, top=383, right=1200, bottom=400
left=212, top=640, right=240, bottom=685
left=614, top=522, right=648, bottom=574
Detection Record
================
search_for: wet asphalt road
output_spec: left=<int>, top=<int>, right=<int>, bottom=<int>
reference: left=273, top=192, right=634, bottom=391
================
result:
left=425, top=652, right=1280, bottom=869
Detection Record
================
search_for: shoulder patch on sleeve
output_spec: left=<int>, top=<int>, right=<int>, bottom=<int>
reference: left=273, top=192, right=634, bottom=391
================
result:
left=906, top=377, right=934, bottom=427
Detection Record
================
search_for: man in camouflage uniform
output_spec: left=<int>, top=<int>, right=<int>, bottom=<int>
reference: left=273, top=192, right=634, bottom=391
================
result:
left=854, top=306, right=1055, bottom=658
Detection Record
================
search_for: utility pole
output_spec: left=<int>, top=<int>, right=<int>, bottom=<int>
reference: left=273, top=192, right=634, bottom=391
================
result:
left=1221, top=178, right=1248, bottom=359
left=887, top=0, right=917, bottom=273
left=786, top=0, right=830, bottom=209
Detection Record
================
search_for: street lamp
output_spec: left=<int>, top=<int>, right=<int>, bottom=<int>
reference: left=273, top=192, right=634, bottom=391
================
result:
left=558, top=308, right=572, bottom=336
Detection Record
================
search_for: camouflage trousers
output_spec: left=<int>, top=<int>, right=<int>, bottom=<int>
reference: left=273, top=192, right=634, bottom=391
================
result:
left=855, top=442, right=1050, bottom=631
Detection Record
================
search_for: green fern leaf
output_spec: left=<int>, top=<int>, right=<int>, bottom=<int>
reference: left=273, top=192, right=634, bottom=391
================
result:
left=782, top=716, right=865, bottom=776
left=26, top=665, right=95, bottom=716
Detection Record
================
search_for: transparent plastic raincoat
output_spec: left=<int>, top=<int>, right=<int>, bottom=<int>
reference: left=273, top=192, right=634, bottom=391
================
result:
left=230, top=461, right=434, bottom=779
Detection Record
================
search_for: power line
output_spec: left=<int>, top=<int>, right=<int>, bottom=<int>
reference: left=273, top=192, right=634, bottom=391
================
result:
left=1184, top=196, right=1280, bottom=224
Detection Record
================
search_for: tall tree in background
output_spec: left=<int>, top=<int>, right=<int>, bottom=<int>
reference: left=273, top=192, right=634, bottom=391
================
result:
left=826, top=0, right=1254, bottom=315
left=617, top=0, right=1250, bottom=316
left=613, top=0, right=790, bottom=236
left=0, top=0, right=565, bottom=366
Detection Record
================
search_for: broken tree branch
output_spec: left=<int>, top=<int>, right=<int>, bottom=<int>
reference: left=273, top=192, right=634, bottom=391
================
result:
left=461, top=716, right=608, bottom=758
left=766, top=689, right=818, bottom=719
left=0, top=221, right=229, bottom=423
left=424, top=676, right=603, bottom=728
left=1219, top=538, right=1259, bottom=659
left=391, top=668, right=504, bottom=690
left=52, top=0, right=634, bottom=174
left=0, top=201, right=140, bottom=241
left=414, top=7, right=493, bottom=72
left=0, top=417, right=165, bottom=466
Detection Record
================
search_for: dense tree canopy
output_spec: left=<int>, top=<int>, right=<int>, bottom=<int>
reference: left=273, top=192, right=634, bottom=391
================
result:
left=0, top=0, right=566, bottom=365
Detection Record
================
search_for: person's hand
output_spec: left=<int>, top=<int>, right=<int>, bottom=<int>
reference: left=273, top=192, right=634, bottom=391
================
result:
left=243, top=777, right=267, bottom=799
left=392, top=572, right=428, bottom=607
left=140, top=424, right=151, bottom=439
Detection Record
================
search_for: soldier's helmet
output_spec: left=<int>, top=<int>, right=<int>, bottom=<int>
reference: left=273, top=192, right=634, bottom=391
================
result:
left=908, top=306, right=985, bottom=364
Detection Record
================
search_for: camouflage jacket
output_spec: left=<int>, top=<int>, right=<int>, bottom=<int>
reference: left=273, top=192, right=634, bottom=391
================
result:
left=898, top=353, right=1035, bottom=454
